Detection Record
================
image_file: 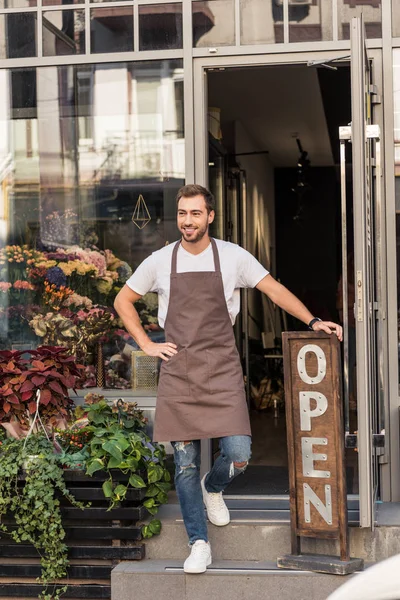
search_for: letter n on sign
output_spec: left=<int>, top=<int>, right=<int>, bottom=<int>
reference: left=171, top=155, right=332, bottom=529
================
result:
left=277, top=332, right=363, bottom=575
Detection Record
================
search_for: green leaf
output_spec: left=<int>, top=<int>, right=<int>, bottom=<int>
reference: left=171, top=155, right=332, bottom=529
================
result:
left=141, top=525, right=151, bottom=538
left=129, top=474, right=146, bottom=489
left=113, top=484, right=127, bottom=499
left=102, top=480, right=113, bottom=498
left=107, top=456, right=122, bottom=469
left=102, top=441, right=123, bottom=462
left=146, top=506, right=158, bottom=515
left=113, top=436, right=130, bottom=452
left=145, top=484, right=159, bottom=498
left=86, top=458, right=104, bottom=475
left=156, top=491, right=168, bottom=504
left=149, top=519, right=162, bottom=535
left=147, top=465, right=163, bottom=484
left=143, top=498, right=155, bottom=508
left=155, top=482, right=171, bottom=493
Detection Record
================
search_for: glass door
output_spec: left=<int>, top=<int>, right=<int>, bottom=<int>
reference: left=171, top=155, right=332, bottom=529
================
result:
left=344, top=15, right=385, bottom=527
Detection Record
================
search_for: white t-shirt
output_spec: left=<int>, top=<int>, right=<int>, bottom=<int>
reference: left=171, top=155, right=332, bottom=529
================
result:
left=126, top=239, right=269, bottom=327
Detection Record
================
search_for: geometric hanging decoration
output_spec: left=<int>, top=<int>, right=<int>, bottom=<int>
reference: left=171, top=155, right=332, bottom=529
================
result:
left=132, top=194, right=151, bottom=229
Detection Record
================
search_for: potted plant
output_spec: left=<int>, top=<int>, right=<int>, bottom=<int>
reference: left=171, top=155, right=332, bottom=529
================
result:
left=81, top=395, right=171, bottom=538
left=0, top=433, right=86, bottom=600
left=0, top=346, right=83, bottom=438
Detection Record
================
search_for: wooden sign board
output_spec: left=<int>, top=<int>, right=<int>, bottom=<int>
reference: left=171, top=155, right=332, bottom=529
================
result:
left=277, top=332, right=363, bottom=575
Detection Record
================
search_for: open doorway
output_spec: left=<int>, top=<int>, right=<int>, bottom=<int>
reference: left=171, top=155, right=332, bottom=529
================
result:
left=206, top=63, right=358, bottom=496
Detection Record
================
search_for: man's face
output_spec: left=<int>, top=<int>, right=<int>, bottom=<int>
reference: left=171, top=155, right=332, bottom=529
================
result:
left=177, top=195, right=215, bottom=243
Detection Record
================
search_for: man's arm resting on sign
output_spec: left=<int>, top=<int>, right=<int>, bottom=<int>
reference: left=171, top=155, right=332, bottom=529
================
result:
left=256, top=274, right=343, bottom=341
left=114, top=285, right=177, bottom=361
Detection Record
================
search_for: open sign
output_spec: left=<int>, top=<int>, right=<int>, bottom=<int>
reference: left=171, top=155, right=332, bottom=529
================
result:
left=281, top=331, right=351, bottom=566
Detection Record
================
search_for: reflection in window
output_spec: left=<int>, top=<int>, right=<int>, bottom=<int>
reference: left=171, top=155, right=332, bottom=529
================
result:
left=240, top=0, right=281, bottom=45
left=0, top=13, right=37, bottom=59
left=90, top=7, right=133, bottom=53
left=393, top=0, right=400, bottom=37
left=393, top=50, right=400, bottom=384
left=289, top=1, right=329, bottom=43
left=43, top=0, right=82, bottom=5
left=0, top=0, right=36, bottom=7
left=338, top=0, right=381, bottom=40
left=193, top=0, right=234, bottom=48
left=43, top=10, right=85, bottom=56
left=0, top=60, right=185, bottom=391
left=139, top=4, right=183, bottom=50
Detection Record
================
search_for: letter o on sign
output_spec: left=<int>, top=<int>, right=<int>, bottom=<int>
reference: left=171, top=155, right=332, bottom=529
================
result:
left=297, top=344, right=327, bottom=385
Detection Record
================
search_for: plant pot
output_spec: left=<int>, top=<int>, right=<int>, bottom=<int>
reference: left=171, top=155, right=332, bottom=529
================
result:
left=22, top=454, right=40, bottom=469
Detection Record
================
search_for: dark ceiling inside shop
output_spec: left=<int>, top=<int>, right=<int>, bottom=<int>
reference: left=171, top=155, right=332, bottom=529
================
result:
left=208, top=63, right=351, bottom=168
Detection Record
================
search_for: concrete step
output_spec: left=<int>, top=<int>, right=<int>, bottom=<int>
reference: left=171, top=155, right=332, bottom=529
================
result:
left=144, top=502, right=400, bottom=563
left=111, top=559, right=353, bottom=600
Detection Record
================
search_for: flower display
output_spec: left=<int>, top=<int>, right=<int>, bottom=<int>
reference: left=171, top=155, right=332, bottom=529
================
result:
left=46, top=266, right=67, bottom=288
left=43, top=282, right=74, bottom=311
left=0, top=229, right=148, bottom=389
left=63, top=293, right=93, bottom=309
left=13, top=280, right=35, bottom=291
left=69, top=246, right=107, bottom=277
left=58, top=260, right=98, bottom=277
left=0, top=245, right=46, bottom=267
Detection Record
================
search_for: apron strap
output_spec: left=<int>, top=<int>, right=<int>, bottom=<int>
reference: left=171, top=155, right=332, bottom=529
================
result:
left=171, top=240, right=181, bottom=274
left=171, top=238, right=221, bottom=273
left=210, top=238, right=221, bottom=273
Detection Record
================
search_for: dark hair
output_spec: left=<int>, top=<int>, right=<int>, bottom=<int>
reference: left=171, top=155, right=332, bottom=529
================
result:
left=176, top=184, right=215, bottom=214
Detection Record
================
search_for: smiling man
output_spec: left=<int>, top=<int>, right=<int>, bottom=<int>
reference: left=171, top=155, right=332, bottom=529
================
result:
left=114, top=184, right=342, bottom=574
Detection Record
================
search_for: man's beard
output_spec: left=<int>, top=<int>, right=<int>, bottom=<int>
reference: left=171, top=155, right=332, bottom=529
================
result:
left=181, top=224, right=209, bottom=243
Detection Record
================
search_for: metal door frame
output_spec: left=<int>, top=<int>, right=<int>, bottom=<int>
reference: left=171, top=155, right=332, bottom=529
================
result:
left=193, top=48, right=388, bottom=517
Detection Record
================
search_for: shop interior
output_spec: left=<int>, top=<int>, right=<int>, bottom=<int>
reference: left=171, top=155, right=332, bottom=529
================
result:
left=206, top=63, right=359, bottom=495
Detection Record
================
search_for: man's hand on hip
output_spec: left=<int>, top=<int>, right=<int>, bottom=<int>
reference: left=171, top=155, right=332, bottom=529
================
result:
left=142, top=341, right=178, bottom=361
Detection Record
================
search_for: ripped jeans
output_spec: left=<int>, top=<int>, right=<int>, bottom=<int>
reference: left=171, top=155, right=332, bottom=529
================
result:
left=172, top=436, right=252, bottom=545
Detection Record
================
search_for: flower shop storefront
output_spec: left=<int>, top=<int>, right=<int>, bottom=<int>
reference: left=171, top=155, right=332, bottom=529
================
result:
left=2, top=0, right=400, bottom=549
left=5, top=1, right=400, bottom=596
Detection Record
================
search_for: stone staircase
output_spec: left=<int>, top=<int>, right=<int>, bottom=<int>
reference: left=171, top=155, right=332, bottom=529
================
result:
left=111, top=497, right=400, bottom=600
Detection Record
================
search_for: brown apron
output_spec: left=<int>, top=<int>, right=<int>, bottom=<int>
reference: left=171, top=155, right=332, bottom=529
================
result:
left=153, top=238, right=251, bottom=442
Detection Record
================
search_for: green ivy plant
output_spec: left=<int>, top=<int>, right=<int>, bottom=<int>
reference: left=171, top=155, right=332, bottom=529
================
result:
left=0, top=434, right=85, bottom=600
left=84, top=398, right=171, bottom=538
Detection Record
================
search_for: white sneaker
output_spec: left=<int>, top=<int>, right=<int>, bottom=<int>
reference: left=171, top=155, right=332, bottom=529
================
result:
left=183, top=540, right=212, bottom=574
left=201, top=474, right=230, bottom=526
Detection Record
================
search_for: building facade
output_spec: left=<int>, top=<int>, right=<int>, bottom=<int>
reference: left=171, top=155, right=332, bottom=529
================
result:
left=0, top=0, right=399, bottom=527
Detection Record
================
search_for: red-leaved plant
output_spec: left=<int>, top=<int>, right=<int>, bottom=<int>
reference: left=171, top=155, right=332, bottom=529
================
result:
left=0, top=346, right=84, bottom=438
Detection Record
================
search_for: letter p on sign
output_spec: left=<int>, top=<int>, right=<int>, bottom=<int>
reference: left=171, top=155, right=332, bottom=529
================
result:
left=300, top=392, right=328, bottom=431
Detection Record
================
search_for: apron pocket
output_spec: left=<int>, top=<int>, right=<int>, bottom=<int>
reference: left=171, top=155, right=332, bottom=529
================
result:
left=158, top=349, right=190, bottom=397
left=206, top=348, right=244, bottom=395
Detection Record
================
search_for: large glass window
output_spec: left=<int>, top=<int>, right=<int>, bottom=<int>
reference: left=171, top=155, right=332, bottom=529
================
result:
left=338, top=0, right=381, bottom=40
left=43, top=9, right=85, bottom=56
left=193, top=0, right=235, bottom=48
left=0, top=13, right=37, bottom=59
left=0, top=60, right=184, bottom=392
left=240, top=0, right=281, bottom=45
left=289, top=1, right=329, bottom=43
left=90, top=7, right=134, bottom=53
left=139, top=3, right=183, bottom=50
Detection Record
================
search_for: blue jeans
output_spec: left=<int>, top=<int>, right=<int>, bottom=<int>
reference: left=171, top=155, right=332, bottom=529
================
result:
left=172, top=436, right=252, bottom=545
